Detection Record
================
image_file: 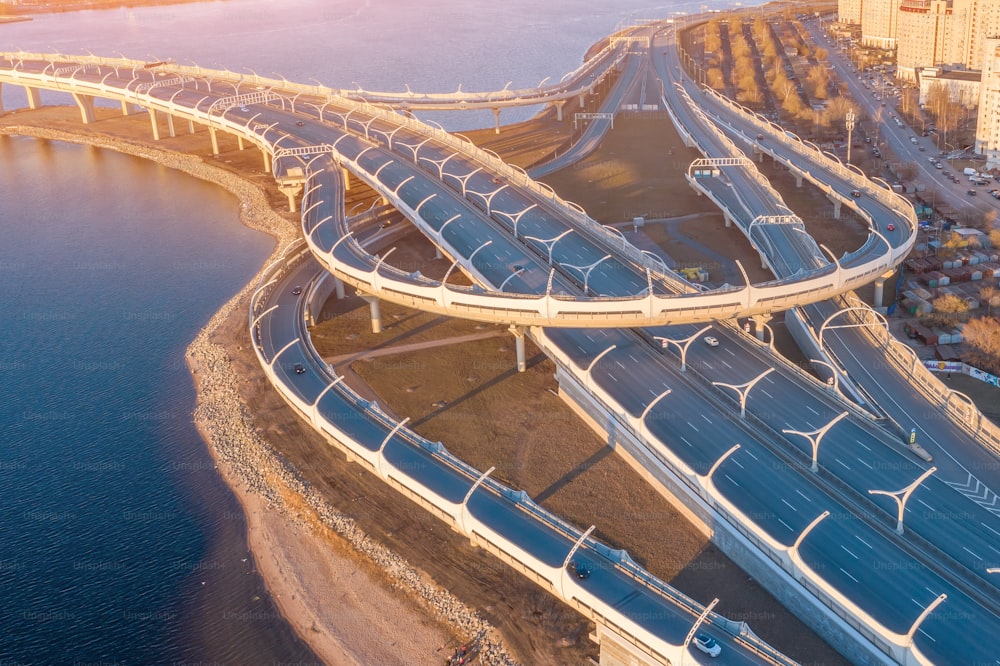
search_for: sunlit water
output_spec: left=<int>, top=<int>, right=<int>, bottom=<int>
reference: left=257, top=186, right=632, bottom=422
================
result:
left=0, top=0, right=756, bottom=661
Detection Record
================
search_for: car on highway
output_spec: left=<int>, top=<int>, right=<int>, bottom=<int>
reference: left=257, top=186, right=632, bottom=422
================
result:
left=968, top=189, right=977, bottom=196
left=694, top=633, right=722, bottom=657
left=704, top=336, right=719, bottom=347
left=850, top=189, right=861, bottom=198
left=568, top=560, right=591, bottom=579
left=295, top=120, right=304, bottom=127
left=756, top=133, right=764, bottom=140
left=887, top=223, right=896, bottom=231
left=239, top=106, right=249, bottom=112
left=291, top=285, right=302, bottom=295
left=293, top=363, right=306, bottom=375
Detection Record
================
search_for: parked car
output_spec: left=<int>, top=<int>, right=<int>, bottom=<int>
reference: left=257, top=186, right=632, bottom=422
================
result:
left=694, top=633, right=722, bottom=657
left=968, top=189, right=977, bottom=196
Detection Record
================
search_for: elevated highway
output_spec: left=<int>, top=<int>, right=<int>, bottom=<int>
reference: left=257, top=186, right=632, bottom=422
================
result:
left=4, top=40, right=999, bottom=666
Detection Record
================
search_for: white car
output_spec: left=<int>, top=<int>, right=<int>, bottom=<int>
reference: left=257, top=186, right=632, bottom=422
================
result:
left=694, top=633, right=722, bottom=657
left=704, top=336, right=719, bottom=347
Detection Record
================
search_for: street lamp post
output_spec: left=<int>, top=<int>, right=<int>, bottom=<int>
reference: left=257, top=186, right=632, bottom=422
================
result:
left=845, top=108, right=856, bottom=164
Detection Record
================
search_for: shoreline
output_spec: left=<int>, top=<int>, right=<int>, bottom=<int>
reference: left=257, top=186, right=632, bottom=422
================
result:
left=0, top=122, right=515, bottom=665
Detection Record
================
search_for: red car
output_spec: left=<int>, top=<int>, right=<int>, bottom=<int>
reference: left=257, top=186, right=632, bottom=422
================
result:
left=887, top=224, right=896, bottom=231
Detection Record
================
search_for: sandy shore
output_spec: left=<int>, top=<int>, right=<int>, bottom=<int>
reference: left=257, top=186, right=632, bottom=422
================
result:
left=0, top=121, right=516, bottom=665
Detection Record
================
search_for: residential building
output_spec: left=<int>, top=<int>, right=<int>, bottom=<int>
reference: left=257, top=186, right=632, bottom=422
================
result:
left=839, top=0, right=863, bottom=24
left=975, top=38, right=1000, bottom=167
left=861, top=0, right=899, bottom=48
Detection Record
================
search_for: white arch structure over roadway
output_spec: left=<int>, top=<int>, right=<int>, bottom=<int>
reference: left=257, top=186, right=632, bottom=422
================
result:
left=0, top=51, right=916, bottom=330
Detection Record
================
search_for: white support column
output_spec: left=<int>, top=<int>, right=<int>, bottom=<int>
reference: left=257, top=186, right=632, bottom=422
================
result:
left=208, top=126, right=219, bottom=155
left=342, top=166, right=351, bottom=190
left=24, top=86, right=41, bottom=109
left=166, top=112, right=175, bottom=138
left=148, top=108, right=161, bottom=141
left=262, top=147, right=271, bottom=173
left=237, top=135, right=245, bottom=150
left=361, top=295, right=382, bottom=333
left=508, top=325, right=526, bottom=373
left=187, top=119, right=195, bottom=134
left=492, top=107, right=501, bottom=134
left=119, top=100, right=131, bottom=116
left=334, top=276, right=345, bottom=300
left=71, top=93, right=95, bottom=124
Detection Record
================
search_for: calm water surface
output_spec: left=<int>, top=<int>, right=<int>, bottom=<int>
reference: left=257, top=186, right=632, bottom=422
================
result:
left=0, top=0, right=754, bottom=661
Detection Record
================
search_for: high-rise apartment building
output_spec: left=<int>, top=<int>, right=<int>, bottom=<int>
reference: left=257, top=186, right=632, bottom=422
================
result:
left=896, top=1, right=967, bottom=80
left=861, top=0, right=899, bottom=47
left=839, top=0, right=863, bottom=24
left=975, top=38, right=1000, bottom=167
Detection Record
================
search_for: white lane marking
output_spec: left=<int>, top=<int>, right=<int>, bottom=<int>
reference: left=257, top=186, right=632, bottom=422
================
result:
left=760, top=389, right=774, bottom=398
left=745, top=450, right=759, bottom=461
left=701, top=413, right=712, bottom=424
left=917, top=499, right=936, bottom=512
left=917, top=628, right=936, bottom=642
left=857, top=440, right=871, bottom=452
left=679, top=436, right=693, bottom=448
left=962, top=546, right=982, bottom=560
left=855, top=535, right=873, bottom=549
left=840, top=568, right=859, bottom=584
left=778, top=518, right=794, bottom=531
left=835, top=458, right=851, bottom=471
left=615, top=360, right=625, bottom=369
left=781, top=499, right=797, bottom=511
left=724, top=474, right=740, bottom=487
left=720, top=360, right=732, bottom=369
left=795, top=490, right=811, bottom=502
left=911, top=598, right=923, bottom=608
left=725, top=348, right=736, bottom=357
left=982, top=522, right=1000, bottom=539
left=689, top=422, right=699, bottom=432
left=628, top=354, right=638, bottom=363
left=840, top=545, right=858, bottom=559
left=732, top=459, right=744, bottom=469
left=806, top=405, right=820, bottom=415
left=607, top=373, right=618, bottom=382
left=859, top=459, right=873, bottom=470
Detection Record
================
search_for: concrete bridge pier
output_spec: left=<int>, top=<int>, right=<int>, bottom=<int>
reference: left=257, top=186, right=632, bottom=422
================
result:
left=277, top=179, right=304, bottom=212
left=208, top=126, right=220, bottom=155
left=434, top=246, right=443, bottom=260
left=333, top=276, right=346, bottom=300
left=165, top=112, right=176, bottom=138
left=261, top=148, right=271, bottom=174
left=361, top=295, right=383, bottom=334
left=509, top=325, right=527, bottom=373
left=148, top=108, right=162, bottom=141
left=119, top=100, right=131, bottom=116
left=71, top=93, right=96, bottom=124
left=752, top=313, right=772, bottom=342
left=237, top=135, right=245, bottom=151
left=553, top=99, right=566, bottom=122
left=759, top=250, right=769, bottom=270
left=187, top=119, right=195, bottom=134
left=829, top=196, right=841, bottom=219
left=872, top=270, right=895, bottom=310
left=342, top=166, right=351, bottom=190
left=794, top=173, right=803, bottom=188
left=24, top=85, right=41, bottom=110
left=492, top=107, right=501, bottom=134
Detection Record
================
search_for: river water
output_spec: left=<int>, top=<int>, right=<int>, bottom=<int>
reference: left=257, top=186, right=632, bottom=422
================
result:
left=0, top=0, right=751, bottom=662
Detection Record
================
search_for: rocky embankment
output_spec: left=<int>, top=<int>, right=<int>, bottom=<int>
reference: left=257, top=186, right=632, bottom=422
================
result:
left=1, top=124, right=518, bottom=665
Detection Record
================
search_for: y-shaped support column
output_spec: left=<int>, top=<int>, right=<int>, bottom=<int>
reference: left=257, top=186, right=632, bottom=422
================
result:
left=508, top=325, right=526, bottom=373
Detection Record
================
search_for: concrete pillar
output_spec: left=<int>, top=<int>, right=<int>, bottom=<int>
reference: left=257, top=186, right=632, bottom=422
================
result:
left=342, top=166, right=351, bottom=191
left=873, top=276, right=888, bottom=309
left=277, top=181, right=304, bottom=212
left=578, top=93, right=586, bottom=107
left=71, top=93, right=96, bottom=124
left=262, top=148, right=271, bottom=174
left=760, top=251, right=768, bottom=270
left=334, top=276, right=345, bottom=300
left=794, top=173, right=803, bottom=188
left=832, top=199, right=841, bottom=219
left=434, top=246, right=443, bottom=260
left=24, top=86, right=41, bottom=110
left=723, top=212, right=732, bottom=228
left=752, top=314, right=772, bottom=342
left=492, top=107, right=501, bottom=134
left=509, top=325, right=526, bottom=373
left=148, top=108, right=161, bottom=141
left=237, top=135, right=245, bottom=151
left=361, top=295, right=382, bottom=333
left=553, top=99, right=566, bottom=122
left=187, top=119, right=195, bottom=134
left=208, top=126, right=219, bottom=155
left=166, top=113, right=176, bottom=138
left=120, top=100, right=131, bottom=116
left=381, top=196, right=390, bottom=206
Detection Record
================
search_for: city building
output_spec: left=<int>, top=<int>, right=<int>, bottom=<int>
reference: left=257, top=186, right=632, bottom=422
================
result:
left=896, top=0, right=968, bottom=81
left=920, top=66, right=982, bottom=106
left=975, top=38, right=1000, bottom=167
left=838, top=0, right=863, bottom=24
left=861, top=0, right=899, bottom=48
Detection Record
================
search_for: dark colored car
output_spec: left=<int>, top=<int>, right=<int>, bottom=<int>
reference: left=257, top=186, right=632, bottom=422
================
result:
left=569, top=560, right=591, bottom=579
left=293, top=363, right=306, bottom=375
left=292, top=285, right=302, bottom=295
left=887, top=224, right=895, bottom=231
left=295, top=120, right=304, bottom=127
